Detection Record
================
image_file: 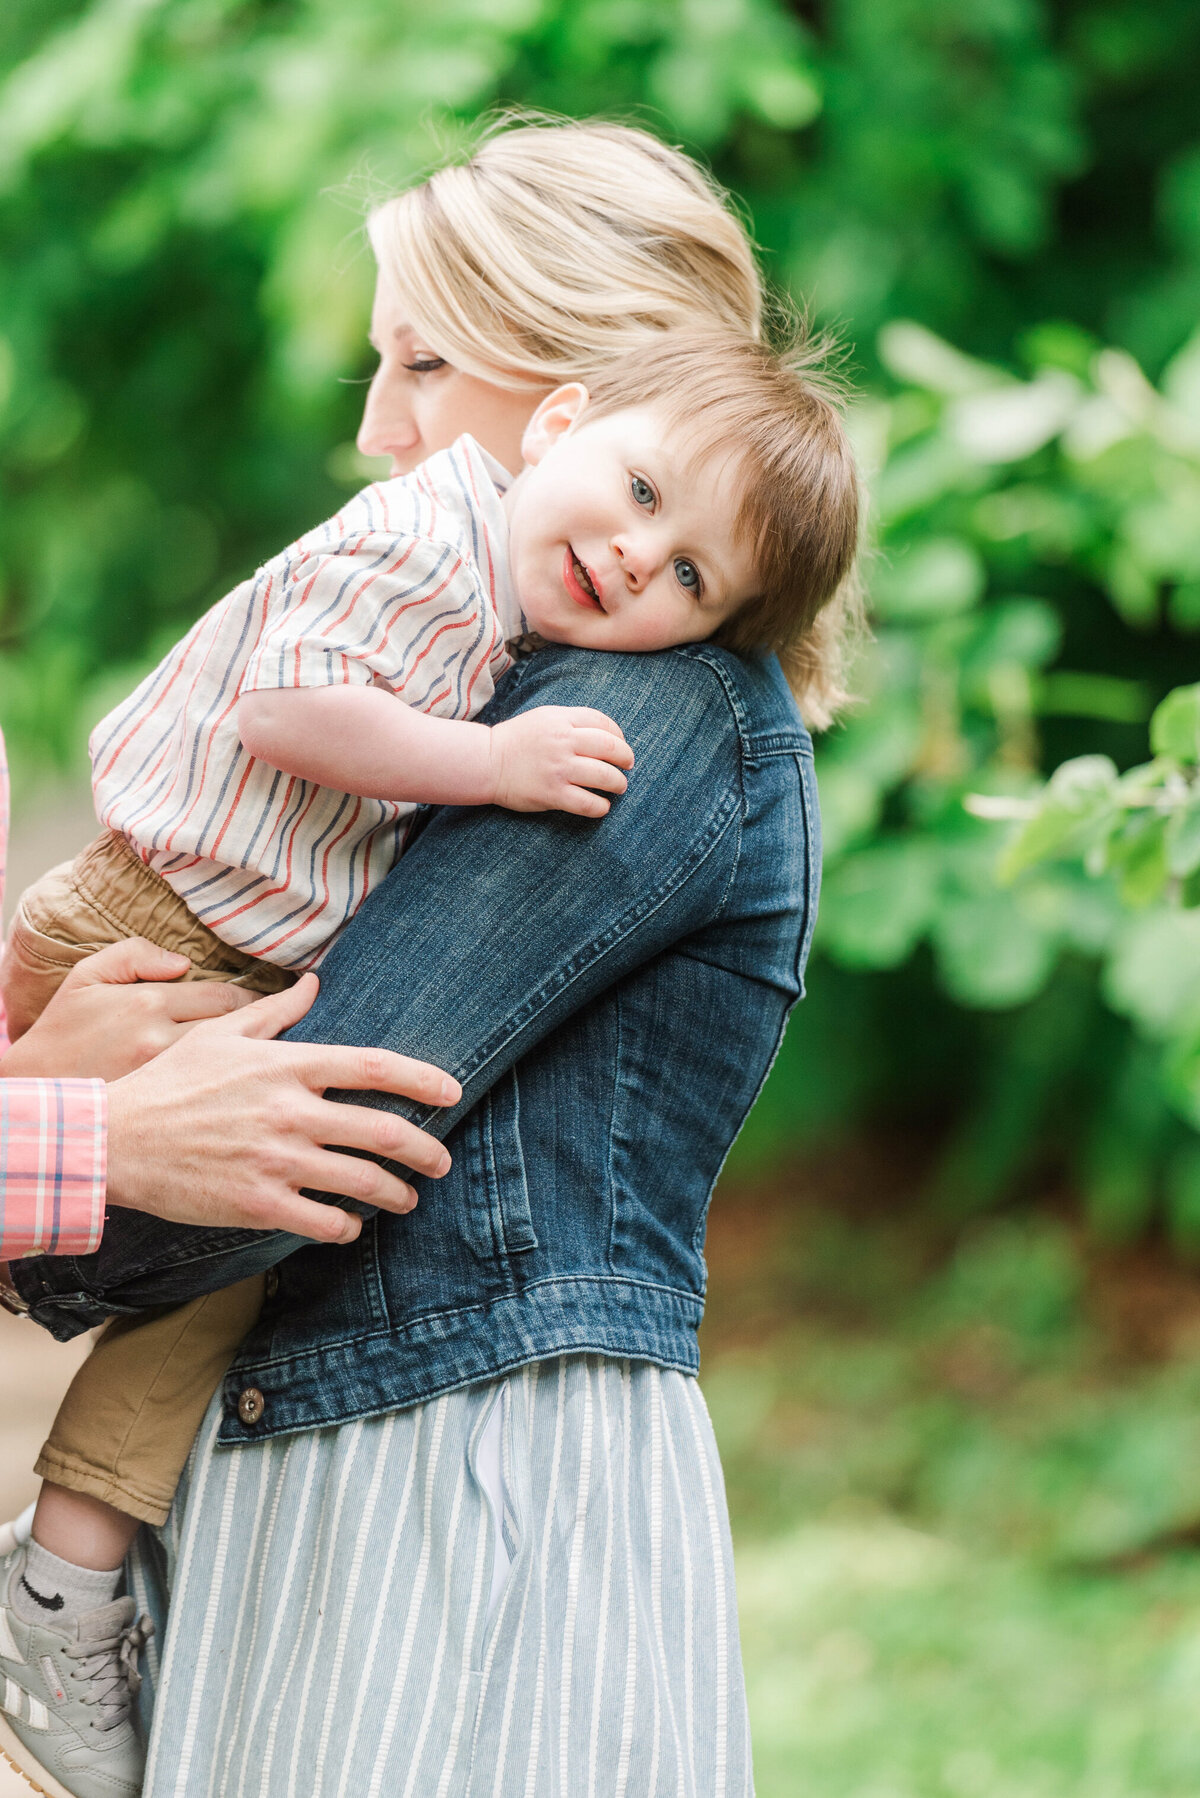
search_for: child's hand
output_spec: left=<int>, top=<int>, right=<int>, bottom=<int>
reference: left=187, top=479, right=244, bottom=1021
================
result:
left=488, top=706, right=635, bottom=817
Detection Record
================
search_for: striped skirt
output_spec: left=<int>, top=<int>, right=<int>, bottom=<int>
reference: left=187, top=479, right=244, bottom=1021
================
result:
left=128, top=1355, right=754, bottom=1797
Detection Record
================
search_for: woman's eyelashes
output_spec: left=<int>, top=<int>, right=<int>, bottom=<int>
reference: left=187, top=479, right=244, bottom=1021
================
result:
left=402, top=355, right=447, bottom=374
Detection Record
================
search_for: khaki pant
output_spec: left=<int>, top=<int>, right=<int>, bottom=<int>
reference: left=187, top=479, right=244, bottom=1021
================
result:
left=2, top=831, right=293, bottom=1525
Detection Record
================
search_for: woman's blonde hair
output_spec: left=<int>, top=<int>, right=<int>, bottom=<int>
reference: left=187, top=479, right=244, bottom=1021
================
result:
left=367, top=114, right=763, bottom=391
left=367, top=115, right=860, bottom=725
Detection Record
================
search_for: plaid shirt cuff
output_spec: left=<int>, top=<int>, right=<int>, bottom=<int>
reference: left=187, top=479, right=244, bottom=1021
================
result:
left=0, top=1077, right=107, bottom=1258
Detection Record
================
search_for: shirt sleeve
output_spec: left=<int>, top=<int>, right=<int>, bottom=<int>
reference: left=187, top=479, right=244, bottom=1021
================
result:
left=240, top=501, right=508, bottom=722
left=0, top=1077, right=107, bottom=1258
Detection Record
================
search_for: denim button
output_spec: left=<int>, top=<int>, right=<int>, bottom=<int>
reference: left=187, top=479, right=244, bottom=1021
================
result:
left=237, top=1387, right=265, bottom=1427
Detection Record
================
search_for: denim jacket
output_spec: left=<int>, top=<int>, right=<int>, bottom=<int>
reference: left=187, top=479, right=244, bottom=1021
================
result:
left=15, top=643, right=820, bottom=1445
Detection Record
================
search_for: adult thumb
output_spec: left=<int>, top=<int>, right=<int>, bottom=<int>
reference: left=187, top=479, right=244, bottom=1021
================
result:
left=60, top=937, right=191, bottom=989
left=216, top=971, right=320, bottom=1041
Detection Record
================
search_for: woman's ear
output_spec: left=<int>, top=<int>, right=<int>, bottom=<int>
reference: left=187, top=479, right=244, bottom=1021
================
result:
left=520, top=383, right=589, bottom=466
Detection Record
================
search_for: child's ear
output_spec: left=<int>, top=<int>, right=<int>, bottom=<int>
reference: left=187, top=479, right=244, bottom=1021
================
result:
left=521, top=384, right=589, bottom=466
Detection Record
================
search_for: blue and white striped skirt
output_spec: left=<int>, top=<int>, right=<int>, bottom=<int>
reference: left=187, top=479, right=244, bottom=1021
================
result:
left=128, top=1355, right=754, bottom=1796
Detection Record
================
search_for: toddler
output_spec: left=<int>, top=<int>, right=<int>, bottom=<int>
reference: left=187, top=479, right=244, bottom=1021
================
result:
left=0, top=328, right=857, bottom=1787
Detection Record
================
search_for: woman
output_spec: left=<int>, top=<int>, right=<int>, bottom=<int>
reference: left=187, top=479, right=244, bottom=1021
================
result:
left=20, top=117, right=836, bottom=1796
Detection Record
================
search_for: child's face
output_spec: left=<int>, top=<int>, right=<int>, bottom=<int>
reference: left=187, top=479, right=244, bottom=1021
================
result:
left=504, top=391, right=759, bottom=652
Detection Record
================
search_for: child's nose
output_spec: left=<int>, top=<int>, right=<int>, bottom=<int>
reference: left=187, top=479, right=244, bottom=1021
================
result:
left=611, top=534, right=656, bottom=593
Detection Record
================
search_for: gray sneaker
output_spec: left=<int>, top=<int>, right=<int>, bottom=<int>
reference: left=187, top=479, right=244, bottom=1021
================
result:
left=0, top=1548, right=152, bottom=1798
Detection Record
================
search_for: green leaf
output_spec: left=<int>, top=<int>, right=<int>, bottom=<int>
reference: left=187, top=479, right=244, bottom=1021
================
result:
left=1104, top=909, right=1200, bottom=1039
left=819, top=842, right=938, bottom=969
left=1150, top=684, right=1200, bottom=764
left=931, top=894, right=1057, bottom=1008
left=1106, top=813, right=1170, bottom=908
left=999, top=756, right=1119, bottom=880
left=1166, top=797, right=1200, bottom=880
left=871, top=538, right=986, bottom=622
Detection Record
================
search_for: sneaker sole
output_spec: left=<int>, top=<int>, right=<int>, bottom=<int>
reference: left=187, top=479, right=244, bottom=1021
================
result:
left=0, top=1716, right=82, bottom=1798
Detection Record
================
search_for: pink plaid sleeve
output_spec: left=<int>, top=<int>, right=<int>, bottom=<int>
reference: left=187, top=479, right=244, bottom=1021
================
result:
left=0, top=1079, right=107, bottom=1256
left=0, top=728, right=108, bottom=1257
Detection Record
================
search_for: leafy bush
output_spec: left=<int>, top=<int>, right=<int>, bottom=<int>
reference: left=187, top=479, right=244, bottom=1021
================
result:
left=2, top=0, right=1200, bottom=1239
left=779, top=324, right=1200, bottom=1236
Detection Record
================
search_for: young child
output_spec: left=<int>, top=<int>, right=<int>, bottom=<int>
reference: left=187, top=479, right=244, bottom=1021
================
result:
left=0, top=328, right=857, bottom=1793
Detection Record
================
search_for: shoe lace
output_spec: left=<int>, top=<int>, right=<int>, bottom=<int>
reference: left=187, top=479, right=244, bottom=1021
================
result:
left=64, top=1615, right=155, bottom=1733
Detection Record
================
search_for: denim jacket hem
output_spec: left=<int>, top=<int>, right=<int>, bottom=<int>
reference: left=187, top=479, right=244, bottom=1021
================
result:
left=217, top=1272, right=703, bottom=1444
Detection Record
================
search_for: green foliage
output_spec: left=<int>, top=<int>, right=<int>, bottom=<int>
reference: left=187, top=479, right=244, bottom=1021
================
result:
left=706, top=1192, right=1200, bottom=1794
left=796, top=324, right=1200, bottom=1236
left=2, top=0, right=1200, bottom=1241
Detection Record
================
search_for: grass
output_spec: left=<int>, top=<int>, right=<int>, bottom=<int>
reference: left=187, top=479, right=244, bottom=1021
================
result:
left=701, top=1149, right=1200, bottom=1797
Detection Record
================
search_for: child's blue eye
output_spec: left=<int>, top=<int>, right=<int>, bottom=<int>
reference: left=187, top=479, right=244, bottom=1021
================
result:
left=631, top=476, right=655, bottom=508
left=674, top=558, right=701, bottom=594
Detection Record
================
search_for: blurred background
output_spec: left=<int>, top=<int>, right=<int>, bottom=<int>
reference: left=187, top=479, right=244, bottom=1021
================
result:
left=2, top=0, right=1200, bottom=1792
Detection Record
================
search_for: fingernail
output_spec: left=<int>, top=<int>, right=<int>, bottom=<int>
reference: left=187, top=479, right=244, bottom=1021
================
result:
left=437, top=1151, right=451, bottom=1177
left=402, top=1184, right=418, bottom=1210
left=440, top=1077, right=459, bottom=1103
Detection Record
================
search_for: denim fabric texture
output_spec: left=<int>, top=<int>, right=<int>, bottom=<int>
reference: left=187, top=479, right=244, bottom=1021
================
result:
left=14, top=643, right=820, bottom=1447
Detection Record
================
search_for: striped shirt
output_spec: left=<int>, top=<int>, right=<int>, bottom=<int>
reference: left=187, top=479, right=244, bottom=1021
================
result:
left=91, top=437, right=520, bottom=970
left=0, top=729, right=107, bottom=1258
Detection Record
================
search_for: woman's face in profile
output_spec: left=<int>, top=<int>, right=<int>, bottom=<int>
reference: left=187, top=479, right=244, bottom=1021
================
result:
left=356, top=275, right=545, bottom=478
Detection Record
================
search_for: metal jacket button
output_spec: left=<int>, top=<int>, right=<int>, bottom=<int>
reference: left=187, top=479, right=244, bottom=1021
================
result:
left=237, top=1387, right=265, bottom=1427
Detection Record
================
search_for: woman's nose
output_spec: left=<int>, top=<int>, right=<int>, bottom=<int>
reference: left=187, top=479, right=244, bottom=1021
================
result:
left=356, top=374, right=420, bottom=462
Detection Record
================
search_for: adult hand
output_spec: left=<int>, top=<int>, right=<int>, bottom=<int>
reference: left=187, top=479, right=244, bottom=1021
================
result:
left=104, top=973, right=459, bottom=1244
left=0, top=938, right=254, bottom=1081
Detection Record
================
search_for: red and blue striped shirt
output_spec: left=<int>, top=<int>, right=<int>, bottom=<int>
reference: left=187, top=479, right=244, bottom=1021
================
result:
left=92, top=437, right=520, bottom=970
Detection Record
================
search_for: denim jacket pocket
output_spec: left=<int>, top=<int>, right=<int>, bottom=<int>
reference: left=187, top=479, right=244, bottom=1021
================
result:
left=460, top=1067, right=538, bottom=1260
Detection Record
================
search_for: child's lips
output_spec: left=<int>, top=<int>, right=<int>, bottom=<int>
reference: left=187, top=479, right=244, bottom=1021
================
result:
left=563, top=547, right=603, bottom=610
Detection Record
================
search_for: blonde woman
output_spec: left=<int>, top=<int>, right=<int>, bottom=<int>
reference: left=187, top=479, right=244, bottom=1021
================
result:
left=16, top=118, right=844, bottom=1798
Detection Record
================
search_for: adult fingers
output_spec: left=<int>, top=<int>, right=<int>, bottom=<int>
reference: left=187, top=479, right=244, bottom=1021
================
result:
left=303, top=1094, right=452, bottom=1179
left=248, top=1193, right=363, bottom=1245
left=571, top=728, right=635, bottom=768
left=288, top=1041, right=461, bottom=1108
left=61, top=938, right=190, bottom=989
left=161, top=981, right=257, bottom=1021
left=217, top=972, right=322, bottom=1041
left=571, top=756, right=629, bottom=795
left=297, top=1145, right=422, bottom=1214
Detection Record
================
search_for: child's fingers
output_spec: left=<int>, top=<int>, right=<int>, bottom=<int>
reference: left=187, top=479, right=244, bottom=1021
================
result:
left=562, top=707, right=627, bottom=739
left=571, top=727, right=635, bottom=768
left=558, top=786, right=612, bottom=819
left=571, top=757, right=628, bottom=795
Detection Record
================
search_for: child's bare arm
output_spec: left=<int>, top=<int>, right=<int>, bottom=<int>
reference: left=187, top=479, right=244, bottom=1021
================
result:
left=237, top=686, right=634, bottom=818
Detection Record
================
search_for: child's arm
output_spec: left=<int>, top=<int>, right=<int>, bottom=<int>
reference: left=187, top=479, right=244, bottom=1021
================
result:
left=237, top=686, right=635, bottom=820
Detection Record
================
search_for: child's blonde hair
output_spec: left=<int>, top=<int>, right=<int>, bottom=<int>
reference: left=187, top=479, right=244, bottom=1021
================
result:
left=367, top=114, right=763, bottom=390
left=586, top=333, right=861, bottom=731
left=368, top=115, right=859, bottom=725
